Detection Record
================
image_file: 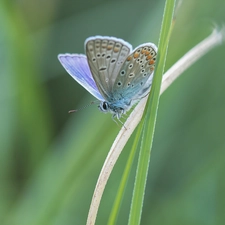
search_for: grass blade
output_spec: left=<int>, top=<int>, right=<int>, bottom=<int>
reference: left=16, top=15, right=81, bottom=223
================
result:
left=128, top=1, right=176, bottom=224
left=107, top=123, right=143, bottom=225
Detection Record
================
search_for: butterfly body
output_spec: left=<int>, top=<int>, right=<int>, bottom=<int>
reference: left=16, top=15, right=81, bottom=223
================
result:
left=58, top=36, right=157, bottom=119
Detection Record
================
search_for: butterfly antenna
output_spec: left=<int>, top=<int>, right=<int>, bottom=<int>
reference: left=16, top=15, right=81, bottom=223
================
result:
left=68, top=100, right=99, bottom=113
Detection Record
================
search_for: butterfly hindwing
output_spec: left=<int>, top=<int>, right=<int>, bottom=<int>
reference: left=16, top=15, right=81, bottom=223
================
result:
left=112, top=43, right=157, bottom=101
left=85, top=36, right=132, bottom=101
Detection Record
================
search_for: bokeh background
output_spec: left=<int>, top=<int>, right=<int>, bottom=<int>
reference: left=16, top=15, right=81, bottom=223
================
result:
left=1, top=0, right=225, bottom=224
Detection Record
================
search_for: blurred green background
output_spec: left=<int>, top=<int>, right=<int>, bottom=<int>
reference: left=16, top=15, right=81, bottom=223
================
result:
left=1, top=0, right=225, bottom=224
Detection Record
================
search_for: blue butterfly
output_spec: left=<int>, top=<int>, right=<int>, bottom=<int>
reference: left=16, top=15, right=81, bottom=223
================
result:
left=58, top=36, right=157, bottom=120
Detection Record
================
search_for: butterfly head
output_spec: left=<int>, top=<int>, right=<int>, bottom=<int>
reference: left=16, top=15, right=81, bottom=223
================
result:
left=98, top=101, right=126, bottom=119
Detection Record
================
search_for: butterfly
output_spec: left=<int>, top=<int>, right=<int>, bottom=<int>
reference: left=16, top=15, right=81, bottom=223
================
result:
left=58, top=36, right=157, bottom=120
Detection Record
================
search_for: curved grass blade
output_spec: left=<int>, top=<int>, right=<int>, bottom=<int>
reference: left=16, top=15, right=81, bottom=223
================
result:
left=107, top=123, right=144, bottom=225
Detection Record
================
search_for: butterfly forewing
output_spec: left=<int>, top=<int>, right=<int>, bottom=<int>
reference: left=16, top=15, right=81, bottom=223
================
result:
left=85, top=36, right=132, bottom=101
left=112, top=43, right=157, bottom=100
left=58, top=54, right=105, bottom=101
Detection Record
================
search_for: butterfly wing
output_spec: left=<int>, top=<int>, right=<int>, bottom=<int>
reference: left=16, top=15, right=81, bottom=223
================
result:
left=112, top=43, right=157, bottom=104
left=85, top=36, right=132, bottom=101
left=58, top=54, right=105, bottom=101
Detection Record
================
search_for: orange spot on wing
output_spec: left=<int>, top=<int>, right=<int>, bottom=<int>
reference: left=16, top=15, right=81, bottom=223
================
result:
left=149, top=59, right=155, bottom=65
left=150, top=66, right=155, bottom=71
left=127, top=56, right=132, bottom=61
left=146, top=55, right=152, bottom=60
left=114, top=47, right=120, bottom=53
left=107, top=46, right=113, bottom=50
left=141, top=49, right=146, bottom=54
left=133, top=52, right=139, bottom=58
left=145, top=51, right=150, bottom=56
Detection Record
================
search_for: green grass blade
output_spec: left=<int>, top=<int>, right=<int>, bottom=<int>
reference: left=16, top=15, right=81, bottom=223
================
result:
left=128, top=1, right=176, bottom=224
left=107, top=122, right=144, bottom=225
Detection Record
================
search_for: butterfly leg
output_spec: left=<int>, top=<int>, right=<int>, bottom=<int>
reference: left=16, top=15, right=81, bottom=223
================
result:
left=112, top=114, right=120, bottom=126
left=111, top=113, right=127, bottom=129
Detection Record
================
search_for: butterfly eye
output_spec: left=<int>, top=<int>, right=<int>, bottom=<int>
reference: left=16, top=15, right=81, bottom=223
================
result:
left=99, top=102, right=109, bottom=112
left=102, top=102, right=108, bottom=110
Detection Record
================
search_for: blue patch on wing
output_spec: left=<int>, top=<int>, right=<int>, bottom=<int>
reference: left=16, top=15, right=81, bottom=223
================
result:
left=58, top=54, right=105, bottom=101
